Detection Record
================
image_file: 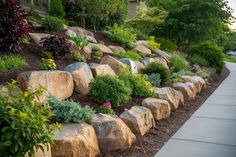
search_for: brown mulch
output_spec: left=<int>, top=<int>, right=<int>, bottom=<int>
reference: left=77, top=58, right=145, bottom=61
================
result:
left=105, top=67, right=230, bottom=157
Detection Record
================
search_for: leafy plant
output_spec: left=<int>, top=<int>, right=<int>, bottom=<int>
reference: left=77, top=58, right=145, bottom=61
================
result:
left=97, top=102, right=115, bottom=114
left=119, top=69, right=156, bottom=97
left=168, top=70, right=185, bottom=83
left=23, top=36, right=31, bottom=44
left=0, top=54, right=28, bottom=72
left=94, top=50, right=103, bottom=60
left=0, top=0, right=31, bottom=53
left=40, top=58, right=57, bottom=70
left=40, top=35, right=71, bottom=57
left=72, top=51, right=87, bottom=62
left=147, top=36, right=160, bottom=51
left=157, top=38, right=177, bottom=52
left=170, top=54, right=189, bottom=72
left=143, top=62, right=170, bottom=83
left=48, top=96, right=94, bottom=123
left=106, top=24, right=137, bottom=48
left=28, top=10, right=43, bottom=25
left=148, top=73, right=162, bottom=86
left=118, top=50, right=144, bottom=61
left=0, top=81, right=60, bottom=157
left=192, top=64, right=214, bottom=82
left=48, top=0, right=66, bottom=18
left=40, top=51, right=53, bottom=59
left=189, top=54, right=210, bottom=67
left=42, top=16, right=64, bottom=31
left=71, top=35, right=88, bottom=49
left=89, top=75, right=132, bottom=107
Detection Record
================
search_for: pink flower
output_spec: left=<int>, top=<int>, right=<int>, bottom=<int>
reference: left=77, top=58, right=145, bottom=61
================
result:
left=103, top=102, right=112, bottom=108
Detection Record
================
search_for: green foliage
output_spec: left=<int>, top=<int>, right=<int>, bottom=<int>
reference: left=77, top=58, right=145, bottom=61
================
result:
left=223, top=53, right=236, bottom=63
left=42, top=16, right=64, bottom=31
left=118, top=50, right=144, bottom=61
left=189, top=54, right=209, bottom=67
left=147, top=36, right=160, bottom=51
left=0, top=54, right=28, bottom=72
left=40, top=58, right=57, bottom=70
left=188, top=41, right=224, bottom=73
left=170, top=54, right=189, bottom=72
left=148, top=73, right=161, bottom=86
left=48, top=0, right=66, bottom=18
left=23, top=36, right=31, bottom=44
left=119, top=69, right=156, bottom=97
left=168, top=70, right=185, bottom=83
left=157, top=38, right=177, bottom=52
left=28, top=10, right=43, bottom=25
left=48, top=96, right=94, bottom=123
left=40, top=51, right=53, bottom=59
left=72, top=51, right=87, bottom=62
left=0, top=81, right=60, bottom=157
left=89, top=75, right=132, bottom=107
left=143, top=62, right=170, bottom=83
left=126, top=2, right=167, bottom=34
left=94, top=50, right=103, bottom=60
left=106, top=24, right=137, bottom=48
left=71, top=36, right=88, bottom=49
left=133, top=28, right=149, bottom=40
left=192, top=64, right=214, bottom=82
left=97, top=106, right=115, bottom=115
left=222, top=31, right=236, bottom=52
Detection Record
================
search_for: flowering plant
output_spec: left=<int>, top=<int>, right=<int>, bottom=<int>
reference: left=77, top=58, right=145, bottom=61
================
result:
left=97, top=102, right=115, bottom=114
left=40, top=58, right=57, bottom=70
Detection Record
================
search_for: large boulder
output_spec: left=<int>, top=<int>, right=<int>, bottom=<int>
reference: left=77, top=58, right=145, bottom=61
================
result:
left=135, top=44, right=152, bottom=55
left=172, top=83, right=196, bottom=101
left=154, top=57, right=169, bottom=69
left=65, top=29, right=77, bottom=38
left=67, top=27, right=97, bottom=43
left=29, top=33, right=51, bottom=46
left=119, top=58, right=138, bottom=73
left=88, top=43, right=113, bottom=54
left=142, top=57, right=156, bottom=66
left=155, top=87, right=184, bottom=111
left=185, top=82, right=197, bottom=97
left=119, top=106, right=155, bottom=136
left=64, top=62, right=94, bottom=95
left=91, top=114, right=136, bottom=152
left=182, top=75, right=207, bottom=93
left=100, top=55, right=126, bottom=75
left=89, top=63, right=116, bottom=77
left=134, top=40, right=149, bottom=48
left=17, top=71, right=73, bottom=103
left=142, top=98, right=171, bottom=120
left=51, top=123, right=100, bottom=157
left=135, top=61, right=145, bottom=73
left=155, top=49, right=171, bottom=61
left=108, top=45, right=126, bottom=53
left=25, top=145, right=52, bottom=157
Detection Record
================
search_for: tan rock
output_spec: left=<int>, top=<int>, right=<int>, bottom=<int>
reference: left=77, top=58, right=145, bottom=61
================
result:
left=142, top=98, right=171, bottom=120
left=135, top=44, right=152, bottom=55
left=17, top=71, right=74, bottom=103
left=182, top=75, right=207, bottom=93
left=91, top=114, right=136, bottom=152
left=100, top=55, right=126, bottom=75
left=29, top=33, right=51, bottom=46
left=25, top=144, right=52, bottom=157
left=89, top=63, right=116, bottom=77
left=119, top=58, right=138, bottom=73
left=155, top=49, right=171, bottom=61
left=89, top=43, right=113, bottom=54
left=120, top=106, right=155, bottom=136
left=172, top=83, right=196, bottom=101
left=52, top=123, right=100, bottom=157
left=185, top=82, right=197, bottom=97
left=154, top=57, right=169, bottom=69
left=155, top=87, right=184, bottom=111
left=108, top=45, right=126, bottom=53
left=65, top=62, right=94, bottom=95
left=135, top=61, right=145, bottom=73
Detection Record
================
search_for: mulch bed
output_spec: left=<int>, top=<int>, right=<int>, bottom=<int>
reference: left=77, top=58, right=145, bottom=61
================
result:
left=105, top=67, right=230, bottom=157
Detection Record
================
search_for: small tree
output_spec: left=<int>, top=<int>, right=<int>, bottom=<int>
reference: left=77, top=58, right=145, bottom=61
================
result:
left=49, top=0, right=66, bottom=18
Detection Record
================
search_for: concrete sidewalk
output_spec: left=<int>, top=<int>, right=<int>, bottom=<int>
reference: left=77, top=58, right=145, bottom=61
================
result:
left=155, top=62, right=236, bottom=157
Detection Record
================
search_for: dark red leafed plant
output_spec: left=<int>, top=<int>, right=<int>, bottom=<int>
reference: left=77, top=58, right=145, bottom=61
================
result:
left=40, top=35, right=72, bottom=57
left=0, top=0, right=31, bottom=53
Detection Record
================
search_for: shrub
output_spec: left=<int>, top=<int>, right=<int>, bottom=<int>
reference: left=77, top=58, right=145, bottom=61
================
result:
left=48, top=96, right=94, bottom=123
left=192, top=64, right=214, bottom=82
left=72, top=51, right=87, bottom=62
left=106, top=24, right=137, bottom=48
left=133, top=28, right=148, bottom=40
left=0, top=81, right=60, bottom=157
left=168, top=70, right=185, bottom=83
left=40, top=58, right=57, bottom=70
left=40, top=35, right=71, bottom=57
left=94, top=50, right=103, bottom=60
left=48, top=0, right=66, bottom=18
left=147, top=36, right=160, bottom=51
left=190, top=54, right=209, bottom=67
left=143, top=62, right=170, bottom=83
left=28, top=10, right=43, bottom=25
left=148, top=73, right=162, bottom=86
left=0, top=54, right=28, bottom=72
left=157, top=38, right=177, bottom=52
left=170, top=54, right=189, bottom=72
left=118, top=50, right=144, bottom=61
left=89, top=75, right=132, bottom=107
left=188, top=41, right=224, bottom=73
left=40, top=51, right=53, bottom=59
left=119, top=69, right=156, bottom=97
left=42, top=16, right=64, bottom=31
left=71, top=36, right=88, bottom=49
left=97, top=102, right=115, bottom=115
left=0, top=0, right=31, bottom=53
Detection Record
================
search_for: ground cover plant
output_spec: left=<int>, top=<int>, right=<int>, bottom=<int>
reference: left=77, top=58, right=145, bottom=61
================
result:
left=42, top=16, right=64, bottom=32
left=118, top=50, right=144, bottom=61
left=170, top=54, right=189, bottom=72
left=0, top=54, right=28, bottom=72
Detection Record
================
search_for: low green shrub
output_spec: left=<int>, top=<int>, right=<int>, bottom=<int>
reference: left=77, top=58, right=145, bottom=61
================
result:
left=106, top=24, right=137, bottom=48
left=72, top=51, right=87, bottom=62
left=71, top=36, right=88, bottom=49
left=119, top=69, right=156, bottom=97
left=28, top=10, right=43, bottom=25
left=89, top=75, right=132, bottom=107
left=157, top=38, right=177, bottom=52
left=168, top=70, right=185, bottom=83
left=148, top=73, right=161, bottom=86
left=94, top=50, right=103, bottom=60
left=0, top=81, right=60, bottom=157
left=118, top=50, right=144, bottom=61
left=40, top=58, right=57, bottom=70
left=192, top=64, right=214, bottom=82
left=40, top=51, right=53, bottom=59
left=23, top=36, right=31, bottom=44
left=143, top=62, right=170, bottom=83
left=188, top=41, right=224, bottom=73
left=0, top=54, right=28, bottom=72
left=170, top=54, right=189, bottom=72
left=147, top=36, right=160, bottom=51
left=189, top=54, right=210, bottom=67
left=48, top=96, right=94, bottom=123
left=42, top=16, right=64, bottom=31
left=133, top=28, right=148, bottom=40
